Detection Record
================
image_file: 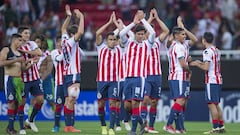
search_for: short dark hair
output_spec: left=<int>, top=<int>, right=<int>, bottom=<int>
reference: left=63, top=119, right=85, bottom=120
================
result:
left=172, top=26, right=184, bottom=37
left=134, top=24, right=146, bottom=33
left=67, top=25, right=78, bottom=35
left=11, top=33, right=22, bottom=42
left=35, top=34, right=46, bottom=42
left=203, top=32, right=214, bottom=43
left=18, top=26, right=31, bottom=34
left=106, top=32, right=115, bottom=39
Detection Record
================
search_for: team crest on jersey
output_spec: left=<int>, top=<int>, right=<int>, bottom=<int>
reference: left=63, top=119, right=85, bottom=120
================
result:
left=97, top=92, right=102, bottom=99
left=8, top=93, right=14, bottom=100
left=204, top=50, right=208, bottom=54
left=57, top=98, right=62, bottom=104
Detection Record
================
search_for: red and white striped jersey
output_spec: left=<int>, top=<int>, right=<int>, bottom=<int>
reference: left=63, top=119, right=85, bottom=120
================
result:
left=125, top=40, right=150, bottom=77
left=61, top=34, right=82, bottom=75
left=20, top=41, right=40, bottom=82
left=147, top=38, right=163, bottom=76
left=203, top=46, right=222, bottom=84
left=37, top=50, right=50, bottom=69
left=96, top=43, right=122, bottom=81
left=119, top=50, right=126, bottom=81
left=51, top=49, right=64, bottom=85
left=168, top=40, right=188, bottom=81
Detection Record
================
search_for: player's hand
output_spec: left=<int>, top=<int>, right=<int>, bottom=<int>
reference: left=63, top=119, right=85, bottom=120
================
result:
left=65, top=4, right=72, bottom=16
left=74, top=9, right=83, bottom=18
left=152, top=8, right=159, bottom=19
left=187, top=56, right=192, bottom=62
left=112, top=11, right=117, bottom=23
left=177, top=16, right=184, bottom=28
left=187, top=70, right=192, bottom=81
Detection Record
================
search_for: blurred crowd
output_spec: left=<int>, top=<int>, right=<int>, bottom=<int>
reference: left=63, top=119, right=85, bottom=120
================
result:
left=0, top=0, right=240, bottom=52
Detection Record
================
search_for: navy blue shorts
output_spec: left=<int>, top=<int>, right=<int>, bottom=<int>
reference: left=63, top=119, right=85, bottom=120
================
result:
left=97, top=81, right=118, bottom=100
left=144, top=75, right=162, bottom=99
left=205, top=83, right=222, bottom=103
left=63, top=73, right=81, bottom=97
left=42, top=74, right=54, bottom=102
left=168, top=80, right=188, bottom=99
left=22, top=79, right=43, bottom=98
left=123, top=77, right=145, bottom=101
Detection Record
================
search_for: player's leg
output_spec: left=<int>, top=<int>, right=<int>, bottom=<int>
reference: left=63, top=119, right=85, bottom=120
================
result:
left=108, top=82, right=118, bottom=135
left=97, top=82, right=108, bottom=135
left=42, top=75, right=55, bottom=108
left=52, top=85, right=64, bottom=132
left=5, top=76, right=17, bottom=134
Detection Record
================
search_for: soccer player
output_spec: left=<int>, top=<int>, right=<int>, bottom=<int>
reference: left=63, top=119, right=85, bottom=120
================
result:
left=174, top=16, right=198, bottom=133
left=163, top=26, right=192, bottom=134
left=119, top=10, right=155, bottom=135
left=61, top=4, right=84, bottom=132
left=36, top=35, right=54, bottom=108
left=0, top=34, right=25, bottom=135
left=17, top=26, right=44, bottom=134
left=51, top=35, right=65, bottom=132
left=190, top=32, right=225, bottom=134
left=26, top=35, right=54, bottom=122
left=113, top=18, right=133, bottom=132
left=140, top=8, right=169, bottom=134
left=95, top=12, right=123, bottom=135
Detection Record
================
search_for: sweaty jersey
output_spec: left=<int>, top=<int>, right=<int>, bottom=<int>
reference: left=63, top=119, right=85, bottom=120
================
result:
left=61, top=34, right=82, bottom=75
left=168, top=40, right=188, bottom=81
left=203, top=46, right=222, bottom=84
left=20, top=41, right=40, bottom=82
left=51, top=49, right=64, bottom=85
left=96, top=43, right=122, bottom=81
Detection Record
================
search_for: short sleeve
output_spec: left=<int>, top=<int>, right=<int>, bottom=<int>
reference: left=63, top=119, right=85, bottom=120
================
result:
left=203, top=49, right=212, bottom=62
left=175, top=44, right=185, bottom=59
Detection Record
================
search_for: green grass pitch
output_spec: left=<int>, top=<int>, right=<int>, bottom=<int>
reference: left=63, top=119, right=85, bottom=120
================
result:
left=0, top=121, right=239, bottom=135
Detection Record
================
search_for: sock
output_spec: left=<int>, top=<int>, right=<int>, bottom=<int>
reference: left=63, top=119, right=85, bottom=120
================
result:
left=219, top=120, right=224, bottom=128
left=131, top=107, right=140, bottom=132
left=71, top=106, right=75, bottom=126
left=140, top=106, right=148, bottom=121
left=18, top=105, right=24, bottom=129
left=212, top=119, right=219, bottom=129
left=149, top=107, right=157, bottom=128
left=115, top=107, right=120, bottom=126
left=54, top=104, right=62, bottom=127
left=175, top=112, right=184, bottom=130
left=8, top=109, right=15, bottom=131
left=109, top=107, right=116, bottom=129
left=167, top=103, right=182, bottom=126
left=64, top=106, right=74, bottom=126
left=98, top=107, right=106, bottom=126
left=123, top=109, right=131, bottom=122
left=29, top=103, right=42, bottom=122
left=28, top=105, right=33, bottom=119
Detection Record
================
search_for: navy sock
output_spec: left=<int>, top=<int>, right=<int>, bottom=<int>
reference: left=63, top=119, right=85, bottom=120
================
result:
left=140, top=106, right=148, bottom=121
left=29, top=103, right=42, bottom=122
left=54, top=104, right=62, bottom=127
left=131, top=108, right=140, bottom=132
left=18, top=105, right=24, bottom=129
left=149, top=107, right=157, bottom=128
left=115, top=107, right=120, bottom=126
left=64, top=106, right=73, bottom=126
left=8, top=109, right=15, bottom=130
left=98, top=107, right=106, bottom=126
left=109, top=107, right=116, bottom=129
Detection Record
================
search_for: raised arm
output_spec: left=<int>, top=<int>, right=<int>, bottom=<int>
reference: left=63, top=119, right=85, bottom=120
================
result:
left=61, top=4, right=72, bottom=35
left=74, top=9, right=84, bottom=41
left=153, top=9, right=169, bottom=42
left=95, top=12, right=114, bottom=45
left=140, top=11, right=155, bottom=44
left=177, top=16, right=198, bottom=46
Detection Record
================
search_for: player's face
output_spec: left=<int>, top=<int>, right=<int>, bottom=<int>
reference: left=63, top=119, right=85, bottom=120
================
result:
left=176, top=31, right=186, bottom=43
left=106, top=35, right=117, bottom=48
left=14, top=37, right=23, bottom=48
left=20, top=29, right=31, bottom=42
left=135, top=30, right=145, bottom=43
left=35, top=38, right=42, bottom=48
